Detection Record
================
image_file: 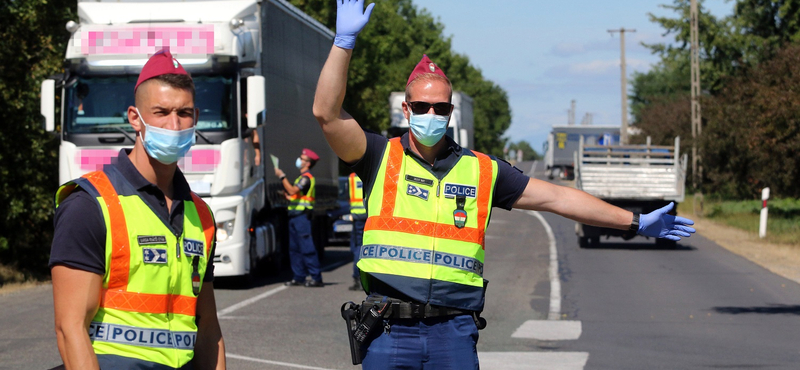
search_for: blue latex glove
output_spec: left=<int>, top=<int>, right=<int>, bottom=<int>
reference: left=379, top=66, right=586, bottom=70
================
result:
left=335, top=0, right=375, bottom=49
left=638, top=202, right=696, bottom=241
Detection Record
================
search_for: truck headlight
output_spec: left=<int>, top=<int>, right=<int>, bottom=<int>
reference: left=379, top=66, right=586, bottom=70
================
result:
left=216, top=220, right=235, bottom=242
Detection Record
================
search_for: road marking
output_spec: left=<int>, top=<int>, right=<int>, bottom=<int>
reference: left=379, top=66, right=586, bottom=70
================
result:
left=479, top=352, right=589, bottom=370
left=217, top=261, right=346, bottom=317
left=217, top=285, right=287, bottom=317
left=511, top=320, right=582, bottom=340
left=526, top=210, right=561, bottom=320
left=528, top=160, right=538, bottom=177
left=227, top=353, right=340, bottom=370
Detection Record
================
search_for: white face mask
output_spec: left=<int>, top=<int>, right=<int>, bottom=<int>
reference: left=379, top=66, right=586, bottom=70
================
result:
left=137, top=108, right=196, bottom=164
left=408, top=112, right=449, bottom=147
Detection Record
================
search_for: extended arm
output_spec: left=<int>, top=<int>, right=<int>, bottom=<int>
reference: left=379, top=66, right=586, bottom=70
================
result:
left=513, top=178, right=633, bottom=230
left=312, top=0, right=374, bottom=164
left=52, top=265, right=102, bottom=370
left=513, top=178, right=695, bottom=240
left=193, top=282, right=226, bottom=370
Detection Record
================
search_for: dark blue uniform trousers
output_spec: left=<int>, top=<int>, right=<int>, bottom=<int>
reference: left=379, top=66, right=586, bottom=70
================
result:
left=361, top=314, right=480, bottom=370
left=288, top=213, right=321, bottom=282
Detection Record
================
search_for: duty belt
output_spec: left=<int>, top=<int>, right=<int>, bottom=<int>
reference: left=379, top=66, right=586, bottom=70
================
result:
left=364, top=296, right=471, bottom=319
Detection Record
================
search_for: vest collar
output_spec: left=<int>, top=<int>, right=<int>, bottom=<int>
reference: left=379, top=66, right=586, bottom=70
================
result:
left=117, top=149, right=193, bottom=201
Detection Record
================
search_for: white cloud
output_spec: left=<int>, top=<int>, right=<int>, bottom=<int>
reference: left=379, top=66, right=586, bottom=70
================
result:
left=567, top=58, right=652, bottom=75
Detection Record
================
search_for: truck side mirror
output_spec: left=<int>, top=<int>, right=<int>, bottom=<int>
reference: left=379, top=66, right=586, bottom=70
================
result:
left=246, top=75, right=265, bottom=129
left=41, top=79, right=55, bottom=132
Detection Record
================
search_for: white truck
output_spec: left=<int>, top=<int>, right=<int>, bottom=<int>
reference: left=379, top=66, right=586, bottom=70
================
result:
left=40, top=0, right=338, bottom=280
left=574, top=136, right=687, bottom=248
left=387, top=91, right=474, bottom=148
left=543, top=125, right=620, bottom=180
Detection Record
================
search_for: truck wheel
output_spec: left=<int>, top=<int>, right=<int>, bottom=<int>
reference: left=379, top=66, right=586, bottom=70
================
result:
left=655, top=238, right=677, bottom=249
left=578, top=236, right=589, bottom=248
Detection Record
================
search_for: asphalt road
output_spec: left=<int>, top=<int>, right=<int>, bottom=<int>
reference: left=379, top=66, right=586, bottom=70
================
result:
left=2, top=160, right=799, bottom=369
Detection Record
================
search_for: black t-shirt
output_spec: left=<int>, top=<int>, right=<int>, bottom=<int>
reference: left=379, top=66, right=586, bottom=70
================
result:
left=49, top=149, right=215, bottom=282
left=350, top=131, right=529, bottom=211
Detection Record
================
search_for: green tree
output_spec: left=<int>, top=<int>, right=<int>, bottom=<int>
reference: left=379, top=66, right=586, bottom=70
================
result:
left=0, top=0, right=74, bottom=278
left=290, top=0, right=511, bottom=156
left=507, top=140, right=540, bottom=161
left=703, top=45, right=800, bottom=199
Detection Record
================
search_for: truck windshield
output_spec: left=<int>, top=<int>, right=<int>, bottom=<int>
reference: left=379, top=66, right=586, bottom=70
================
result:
left=64, top=75, right=235, bottom=134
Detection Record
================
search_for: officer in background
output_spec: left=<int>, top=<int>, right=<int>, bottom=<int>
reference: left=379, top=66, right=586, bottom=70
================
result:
left=346, top=172, right=367, bottom=291
left=313, top=1, right=696, bottom=368
left=275, top=148, right=324, bottom=287
left=50, top=50, right=226, bottom=369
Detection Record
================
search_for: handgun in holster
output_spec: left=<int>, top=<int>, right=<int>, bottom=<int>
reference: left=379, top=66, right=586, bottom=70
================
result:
left=340, top=298, right=389, bottom=365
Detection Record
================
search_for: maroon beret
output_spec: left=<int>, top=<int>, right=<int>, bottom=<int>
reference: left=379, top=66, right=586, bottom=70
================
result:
left=134, top=49, right=189, bottom=92
left=407, top=54, right=448, bottom=87
left=302, top=148, right=319, bottom=161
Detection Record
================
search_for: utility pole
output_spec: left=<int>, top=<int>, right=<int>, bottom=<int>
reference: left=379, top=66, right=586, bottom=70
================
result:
left=569, top=99, right=576, bottom=125
left=690, top=0, right=702, bottom=189
left=608, top=27, right=636, bottom=144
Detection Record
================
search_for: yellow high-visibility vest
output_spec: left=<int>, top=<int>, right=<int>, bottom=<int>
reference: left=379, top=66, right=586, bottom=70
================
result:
left=55, top=169, right=214, bottom=368
left=358, top=137, right=498, bottom=312
left=288, top=172, right=315, bottom=211
left=349, top=172, right=366, bottom=215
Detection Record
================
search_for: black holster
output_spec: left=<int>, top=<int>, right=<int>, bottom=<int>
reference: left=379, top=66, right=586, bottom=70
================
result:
left=340, top=299, right=389, bottom=365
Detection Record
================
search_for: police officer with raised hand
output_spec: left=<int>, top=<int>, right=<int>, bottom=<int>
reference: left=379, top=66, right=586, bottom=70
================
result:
left=275, top=148, right=324, bottom=288
left=50, top=50, right=226, bottom=370
left=314, top=1, right=696, bottom=368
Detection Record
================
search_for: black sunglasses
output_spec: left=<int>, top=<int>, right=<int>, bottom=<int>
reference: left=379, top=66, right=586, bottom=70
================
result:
left=407, top=101, right=453, bottom=116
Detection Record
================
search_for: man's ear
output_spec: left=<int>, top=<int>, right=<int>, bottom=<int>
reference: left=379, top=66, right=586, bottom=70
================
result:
left=402, top=101, right=410, bottom=121
left=128, top=106, right=142, bottom=132
left=194, top=107, right=200, bottom=126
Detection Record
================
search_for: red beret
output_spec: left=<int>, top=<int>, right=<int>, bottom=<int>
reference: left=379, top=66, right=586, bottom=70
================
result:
left=134, top=49, right=189, bottom=92
left=407, top=54, right=448, bottom=87
left=302, top=148, right=319, bottom=161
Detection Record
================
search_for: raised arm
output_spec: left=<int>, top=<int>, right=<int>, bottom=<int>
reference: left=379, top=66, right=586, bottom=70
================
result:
left=312, top=0, right=374, bottom=164
left=513, top=178, right=696, bottom=241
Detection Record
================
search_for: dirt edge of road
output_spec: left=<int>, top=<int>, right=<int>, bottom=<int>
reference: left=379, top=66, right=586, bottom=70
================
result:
left=692, top=217, right=800, bottom=285
left=2, top=217, right=798, bottom=295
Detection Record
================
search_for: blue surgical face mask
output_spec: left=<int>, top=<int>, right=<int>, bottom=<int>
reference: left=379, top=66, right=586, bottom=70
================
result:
left=295, top=157, right=303, bottom=169
left=408, top=112, right=449, bottom=147
left=137, top=108, right=196, bottom=165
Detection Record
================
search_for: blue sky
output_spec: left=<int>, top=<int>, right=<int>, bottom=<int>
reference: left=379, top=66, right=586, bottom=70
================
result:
left=417, top=0, right=734, bottom=154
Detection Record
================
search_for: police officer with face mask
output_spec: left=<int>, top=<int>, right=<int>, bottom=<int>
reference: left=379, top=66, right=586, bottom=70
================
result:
left=275, top=148, right=324, bottom=287
left=50, top=50, right=226, bottom=369
left=313, top=1, right=697, bottom=368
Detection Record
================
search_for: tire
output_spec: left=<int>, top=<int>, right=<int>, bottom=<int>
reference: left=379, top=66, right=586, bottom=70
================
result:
left=579, top=236, right=600, bottom=249
left=578, top=236, right=589, bottom=249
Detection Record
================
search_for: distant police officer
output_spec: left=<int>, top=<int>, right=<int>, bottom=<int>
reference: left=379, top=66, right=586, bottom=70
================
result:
left=275, top=148, right=324, bottom=287
left=314, top=1, right=697, bottom=368
left=50, top=50, right=226, bottom=369
left=347, top=172, right=367, bottom=291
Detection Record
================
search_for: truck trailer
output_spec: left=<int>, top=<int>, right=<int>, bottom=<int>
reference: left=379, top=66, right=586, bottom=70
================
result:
left=40, top=0, right=338, bottom=280
left=574, top=136, right=687, bottom=248
left=387, top=91, right=474, bottom=149
left=543, top=125, right=620, bottom=180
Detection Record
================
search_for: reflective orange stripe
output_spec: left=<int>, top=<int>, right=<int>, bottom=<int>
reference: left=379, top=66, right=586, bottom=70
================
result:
left=472, top=150, right=493, bottom=246
left=101, top=289, right=197, bottom=316
left=289, top=173, right=316, bottom=202
left=82, top=171, right=130, bottom=291
left=349, top=173, right=363, bottom=202
left=366, top=215, right=484, bottom=244
left=365, top=139, right=493, bottom=247
left=380, top=138, right=404, bottom=217
left=190, top=193, right=215, bottom=255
